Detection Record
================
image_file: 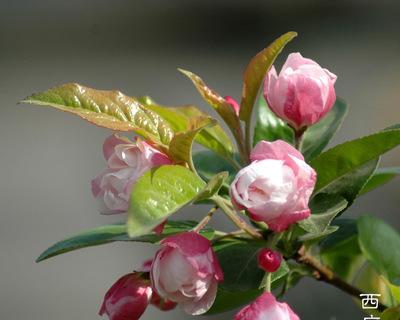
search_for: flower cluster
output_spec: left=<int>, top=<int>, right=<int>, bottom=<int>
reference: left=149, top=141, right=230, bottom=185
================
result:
left=94, top=52, right=335, bottom=319
left=28, top=32, right=399, bottom=320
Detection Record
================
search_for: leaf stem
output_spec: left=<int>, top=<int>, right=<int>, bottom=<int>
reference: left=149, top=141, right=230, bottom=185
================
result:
left=212, top=196, right=263, bottom=240
left=244, top=120, right=252, bottom=162
left=237, top=127, right=250, bottom=165
left=296, top=246, right=388, bottom=312
left=193, top=205, right=218, bottom=233
left=211, top=230, right=248, bottom=244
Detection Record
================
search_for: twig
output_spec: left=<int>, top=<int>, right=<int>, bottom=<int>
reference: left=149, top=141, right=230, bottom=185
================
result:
left=212, top=196, right=263, bottom=240
left=193, top=205, right=218, bottom=233
left=296, top=246, right=388, bottom=312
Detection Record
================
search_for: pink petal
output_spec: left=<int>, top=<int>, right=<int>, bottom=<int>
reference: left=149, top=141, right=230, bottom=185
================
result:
left=103, top=134, right=129, bottom=161
left=251, top=140, right=304, bottom=162
left=180, top=279, right=218, bottom=315
left=160, top=232, right=211, bottom=256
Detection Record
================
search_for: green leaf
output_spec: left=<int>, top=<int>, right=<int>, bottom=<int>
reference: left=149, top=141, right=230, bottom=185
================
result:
left=388, top=283, right=400, bottom=305
left=206, top=288, right=262, bottom=315
left=213, top=239, right=265, bottom=292
left=36, top=220, right=214, bottom=262
left=358, top=215, right=400, bottom=285
left=298, top=225, right=339, bottom=242
left=22, top=83, right=174, bottom=146
left=239, top=31, right=297, bottom=124
left=279, top=262, right=312, bottom=296
left=320, top=219, right=365, bottom=280
left=360, top=167, right=400, bottom=195
left=178, top=69, right=242, bottom=141
left=382, top=307, right=400, bottom=320
left=353, top=263, right=397, bottom=310
left=169, top=116, right=216, bottom=165
left=259, top=260, right=290, bottom=289
left=299, top=195, right=348, bottom=234
left=195, top=172, right=228, bottom=202
left=311, top=127, right=400, bottom=202
left=253, top=97, right=294, bottom=146
left=301, top=98, right=348, bottom=161
left=141, top=96, right=234, bottom=159
left=127, top=165, right=206, bottom=237
left=193, top=150, right=236, bottom=183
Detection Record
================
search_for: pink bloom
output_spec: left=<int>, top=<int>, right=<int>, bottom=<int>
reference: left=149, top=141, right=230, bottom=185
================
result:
left=224, top=96, right=240, bottom=116
left=139, top=259, right=177, bottom=311
left=264, top=52, right=337, bottom=130
left=99, top=273, right=152, bottom=320
left=91, top=134, right=172, bottom=214
left=235, top=292, right=300, bottom=320
left=150, top=232, right=224, bottom=315
left=257, top=248, right=282, bottom=273
left=230, top=140, right=316, bottom=232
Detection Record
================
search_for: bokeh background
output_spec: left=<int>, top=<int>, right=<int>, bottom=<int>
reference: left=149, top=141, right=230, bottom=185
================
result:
left=1, top=1, right=399, bottom=319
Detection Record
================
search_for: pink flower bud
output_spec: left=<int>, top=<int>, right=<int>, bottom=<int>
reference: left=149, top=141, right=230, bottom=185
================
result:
left=150, top=232, right=224, bottom=315
left=91, top=134, right=172, bottom=214
left=224, top=96, right=240, bottom=116
left=230, top=140, right=316, bottom=232
left=257, top=248, right=282, bottom=272
left=264, top=52, right=337, bottom=131
left=235, top=292, right=300, bottom=320
left=99, top=273, right=152, bottom=320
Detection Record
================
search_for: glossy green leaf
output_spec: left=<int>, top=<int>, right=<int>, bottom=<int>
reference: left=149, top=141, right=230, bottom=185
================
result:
left=360, top=167, right=400, bottom=195
left=311, top=127, right=400, bottom=201
left=320, top=219, right=365, bottom=280
left=179, top=69, right=240, bottom=132
left=301, top=98, right=348, bottom=160
left=127, top=165, right=206, bottom=237
left=358, top=215, right=400, bottom=285
left=213, top=239, right=265, bottom=292
left=22, top=83, right=174, bottom=146
left=141, top=96, right=234, bottom=159
left=382, top=307, right=400, bottom=320
left=169, top=116, right=216, bottom=165
left=253, top=97, right=294, bottom=146
left=239, top=32, right=297, bottom=124
left=36, top=220, right=214, bottom=262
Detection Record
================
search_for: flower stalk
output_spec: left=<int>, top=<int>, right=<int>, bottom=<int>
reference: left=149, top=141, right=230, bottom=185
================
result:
left=212, top=195, right=263, bottom=240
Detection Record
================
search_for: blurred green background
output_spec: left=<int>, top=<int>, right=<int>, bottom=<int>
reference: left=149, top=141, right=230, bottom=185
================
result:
left=0, top=1, right=399, bottom=319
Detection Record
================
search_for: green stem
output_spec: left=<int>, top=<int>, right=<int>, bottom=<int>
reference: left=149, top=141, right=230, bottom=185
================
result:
left=294, top=127, right=306, bottom=150
left=264, top=272, right=272, bottom=292
left=212, top=196, right=263, bottom=240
